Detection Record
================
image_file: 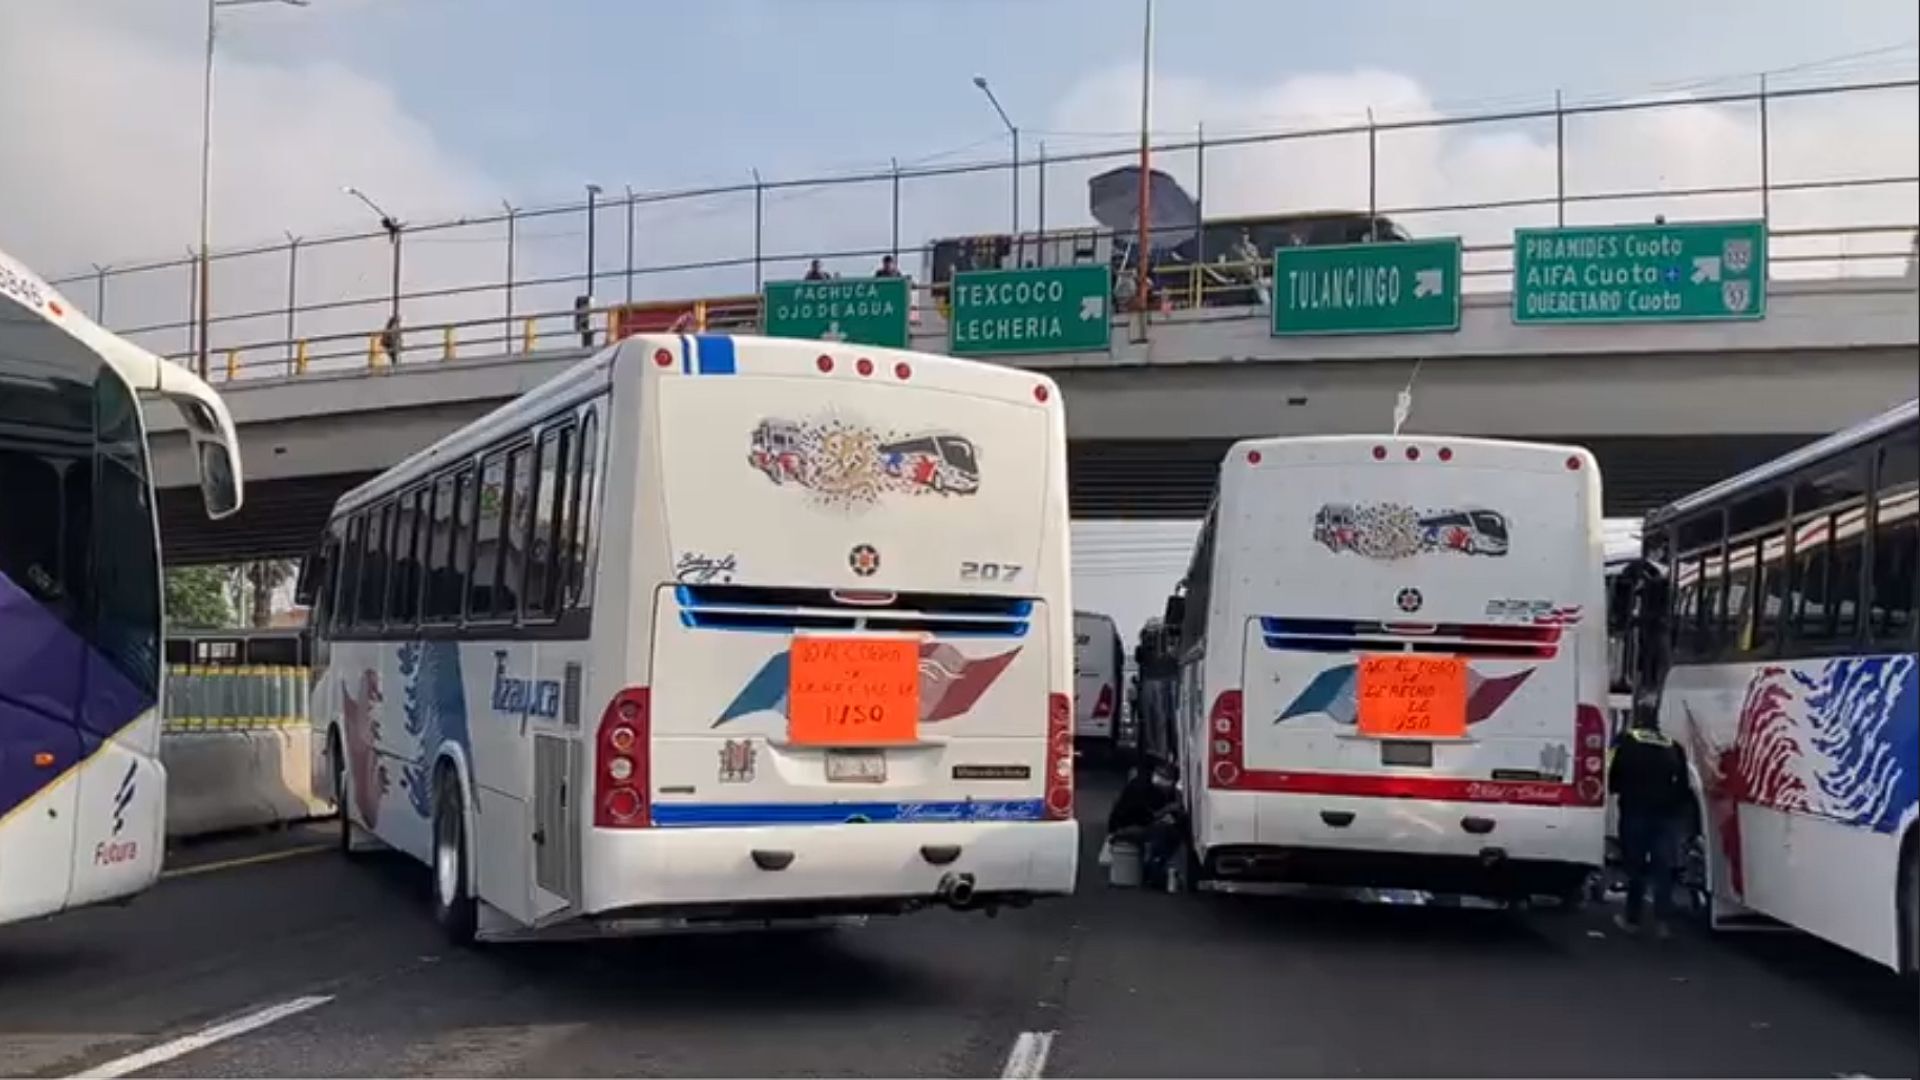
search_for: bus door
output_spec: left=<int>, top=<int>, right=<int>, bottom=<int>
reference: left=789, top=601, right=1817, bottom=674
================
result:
left=0, top=441, right=86, bottom=919
left=524, top=426, right=582, bottom=922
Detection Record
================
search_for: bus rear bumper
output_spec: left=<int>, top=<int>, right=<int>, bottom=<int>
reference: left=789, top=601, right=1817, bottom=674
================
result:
left=579, top=819, right=1079, bottom=919
left=1199, top=789, right=1603, bottom=897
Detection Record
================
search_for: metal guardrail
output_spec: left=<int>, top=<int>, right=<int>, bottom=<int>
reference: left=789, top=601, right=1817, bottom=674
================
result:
left=51, top=77, right=1920, bottom=383
left=163, top=664, right=310, bottom=733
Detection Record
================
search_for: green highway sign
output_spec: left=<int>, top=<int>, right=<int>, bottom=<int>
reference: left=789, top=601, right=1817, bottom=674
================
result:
left=949, top=265, right=1111, bottom=357
left=1513, top=220, right=1767, bottom=324
left=1271, top=238, right=1462, bottom=336
left=762, top=276, right=911, bottom=348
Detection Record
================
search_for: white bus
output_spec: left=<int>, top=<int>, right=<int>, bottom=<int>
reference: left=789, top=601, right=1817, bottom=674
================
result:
left=1, top=246, right=244, bottom=929
left=1634, top=399, right=1917, bottom=972
left=1073, top=610, right=1123, bottom=749
left=1168, top=435, right=1609, bottom=903
left=303, top=333, right=1078, bottom=943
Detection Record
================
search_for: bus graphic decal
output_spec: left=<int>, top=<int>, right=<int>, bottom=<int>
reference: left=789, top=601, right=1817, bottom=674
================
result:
left=749, top=416, right=980, bottom=508
left=340, top=669, right=389, bottom=828
left=1683, top=656, right=1917, bottom=902
left=396, top=642, right=473, bottom=820
left=1277, top=663, right=1535, bottom=727
left=715, top=643, right=1019, bottom=727
left=1313, top=503, right=1510, bottom=560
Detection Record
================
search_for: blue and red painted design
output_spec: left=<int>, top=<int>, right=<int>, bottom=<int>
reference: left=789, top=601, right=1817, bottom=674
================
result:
left=1683, top=655, right=1919, bottom=897
left=1277, top=663, right=1536, bottom=727
left=716, top=643, right=1020, bottom=727
left=396, top=641, right=470, bottom=820
left=0, top=569, right=154, bottom=823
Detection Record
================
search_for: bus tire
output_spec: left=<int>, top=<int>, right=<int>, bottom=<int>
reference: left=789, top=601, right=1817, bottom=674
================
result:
left=330, top=731, right=363, bottom=861
left=432, top=770, right=478, bottom=946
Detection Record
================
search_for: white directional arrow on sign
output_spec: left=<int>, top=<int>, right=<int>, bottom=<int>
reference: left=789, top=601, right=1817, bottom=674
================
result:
left=1690, top=256, right=1722, bottom=284
left=1413, top=268, right=1445, bottom=299
left=1079, top=295, right=1105, bottom=321
left=821, top=322, right=847, bottom=342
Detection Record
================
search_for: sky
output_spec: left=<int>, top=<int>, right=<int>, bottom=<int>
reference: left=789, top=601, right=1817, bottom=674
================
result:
left=2, top=0, right=1915, bottom=333
left=1, top=0, right=1914, bottom=635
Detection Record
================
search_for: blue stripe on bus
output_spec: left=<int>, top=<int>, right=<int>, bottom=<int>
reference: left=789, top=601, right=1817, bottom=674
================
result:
left=677, top=334, right=693, bottom=374
left=650, top=799, right=1046, bottom=828
left=694, top=334, right=736, bottom=375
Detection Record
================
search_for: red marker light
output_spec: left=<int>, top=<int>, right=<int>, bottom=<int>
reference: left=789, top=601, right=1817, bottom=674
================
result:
left=47, top=301, right=64, bottom=317
left=894, top=361, right=912, bottom=380
left=1247, top=450, right=1263, bottom=465
left=1405, top=446, right=1421, bottom=461
left=1033, top=384, right=1050, bottom=403
left=1372, top=445, right=1387, bottom=460
left=816, top=355, right=834, bottom=373
left=1438, top=447, right=1454, bottom=462
left=1566, top=455, right=1582, bottom=471
left=652, top=348, right=673, bottom=368
left=856, top=358, right=874, bottom=376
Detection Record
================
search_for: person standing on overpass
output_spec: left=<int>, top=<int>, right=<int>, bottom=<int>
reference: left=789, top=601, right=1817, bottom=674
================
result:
left=1608, top=715, right=1691, bottom=938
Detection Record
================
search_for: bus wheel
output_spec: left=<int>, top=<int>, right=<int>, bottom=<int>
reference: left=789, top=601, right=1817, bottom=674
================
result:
left=331, top=732, right=362, bottom=861
left=432, top=771, right=478, bottom=946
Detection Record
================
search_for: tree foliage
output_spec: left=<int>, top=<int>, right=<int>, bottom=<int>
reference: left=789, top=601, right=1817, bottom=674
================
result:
left=164, top=565, right=232, bottom=629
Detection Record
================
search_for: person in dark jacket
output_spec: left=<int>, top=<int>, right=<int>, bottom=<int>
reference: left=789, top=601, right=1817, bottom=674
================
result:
left=1608, top=715, right=1691, bottom=936
left=1107, top=762, right=1182, bottom=887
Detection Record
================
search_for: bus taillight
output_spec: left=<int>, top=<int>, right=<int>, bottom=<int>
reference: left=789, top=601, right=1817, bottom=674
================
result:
left=595, top=687, right=652, bottom=828
left=1207, top=690, right=1244, bottom=789
left=1046, top=692, right=1074, bottom=819
left=1093, top=683, right=1115, bottom=719
left=1573, top=703, right=1606, bottom=806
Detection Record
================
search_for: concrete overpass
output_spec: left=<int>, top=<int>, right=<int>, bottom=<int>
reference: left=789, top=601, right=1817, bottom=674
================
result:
left=148, top=277, right=1919, bottom=563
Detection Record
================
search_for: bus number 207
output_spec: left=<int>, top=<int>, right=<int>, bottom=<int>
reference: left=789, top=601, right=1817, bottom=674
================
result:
left=960, top=561, right=1022, bottom=583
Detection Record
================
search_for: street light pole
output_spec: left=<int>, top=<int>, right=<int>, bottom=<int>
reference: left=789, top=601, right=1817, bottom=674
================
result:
left=197, top=0, right=307, bottom=380
left=1135, top=0, right=1155, bottom=316
left=972, top=76, right=1020, bottom=238
left=197, top=0, right=216, bottom=378
left=585, top=183, right=602, bottom=301
left=343, top=186, right=402, bottom=320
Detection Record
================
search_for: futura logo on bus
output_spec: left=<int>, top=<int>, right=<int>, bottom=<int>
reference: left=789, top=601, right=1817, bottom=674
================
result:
left=491, top=651, right=561, bottom=719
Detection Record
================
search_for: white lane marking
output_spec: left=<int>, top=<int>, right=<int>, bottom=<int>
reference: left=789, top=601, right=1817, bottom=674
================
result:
left=1000, top=1030, right=1056, bottom=1079
left=68, top=995, right=334, bottom=1079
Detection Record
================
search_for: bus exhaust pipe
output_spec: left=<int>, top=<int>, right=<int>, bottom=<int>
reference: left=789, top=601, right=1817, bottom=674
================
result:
left=936, top=872, right=977, bottom=909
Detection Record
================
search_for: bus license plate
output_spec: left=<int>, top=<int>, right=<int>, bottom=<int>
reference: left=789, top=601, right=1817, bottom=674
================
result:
left=826, top=749, right=886, bottom=784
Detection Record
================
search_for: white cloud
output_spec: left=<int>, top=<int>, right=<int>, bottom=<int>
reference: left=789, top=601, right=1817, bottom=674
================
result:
left=0, top=0, right=500, bottom=364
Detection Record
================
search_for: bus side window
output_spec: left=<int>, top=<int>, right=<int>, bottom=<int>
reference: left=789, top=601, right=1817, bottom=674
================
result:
left=357, top=502, right=392, bottom=630
left=338, top=513, right=366, bottom=631
left=470, top=451, right=509, bottom=620
left=526, top=425, right=571, bottom=620
left=423, top=467, right=465, bottom=623
left=498, top=444, right=533, bottom=620
left=1869, top=430, right=1919, bottom=648
left=567, top=408, right=599, bottom=609
left=387, top=487, right=424, bottom=627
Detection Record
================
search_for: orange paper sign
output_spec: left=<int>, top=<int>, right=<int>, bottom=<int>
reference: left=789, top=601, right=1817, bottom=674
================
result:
left=787, top=636, right=921, bottom=745
left=1356, top=654, right=1468, bottom=739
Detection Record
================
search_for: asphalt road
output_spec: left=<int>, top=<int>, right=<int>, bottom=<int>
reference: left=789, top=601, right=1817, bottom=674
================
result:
left=3, top=771, right=1914, bottom=1079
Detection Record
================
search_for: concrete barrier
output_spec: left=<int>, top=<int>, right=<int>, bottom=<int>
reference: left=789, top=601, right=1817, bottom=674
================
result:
left=162, top=725, right=332, bottom=839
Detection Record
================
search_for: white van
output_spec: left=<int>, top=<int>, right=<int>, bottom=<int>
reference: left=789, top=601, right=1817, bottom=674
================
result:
left=1073, top=611, right=1124, bottom=749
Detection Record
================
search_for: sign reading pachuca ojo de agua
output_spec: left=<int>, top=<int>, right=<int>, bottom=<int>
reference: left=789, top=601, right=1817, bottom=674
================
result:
left=762, top=276, right=911, bottom=348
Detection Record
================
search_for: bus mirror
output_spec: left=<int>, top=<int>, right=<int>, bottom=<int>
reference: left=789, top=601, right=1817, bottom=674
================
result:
left=1163, top=595, right=1186, bottom=628
left=195, top=441, right=241, bottom=519
left=155, top=373, right=245, bottom=521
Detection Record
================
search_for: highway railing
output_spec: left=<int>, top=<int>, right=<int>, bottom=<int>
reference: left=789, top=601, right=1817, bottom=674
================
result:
left=163, top=664, right=310, bottom=734
left=49, top=76, right=1920, bottom=382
